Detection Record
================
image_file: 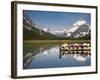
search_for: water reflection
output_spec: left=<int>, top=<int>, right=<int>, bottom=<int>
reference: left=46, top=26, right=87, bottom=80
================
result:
left=23, top=43, right=91, bottom=69
left=59, top=50, right=90, bottom=62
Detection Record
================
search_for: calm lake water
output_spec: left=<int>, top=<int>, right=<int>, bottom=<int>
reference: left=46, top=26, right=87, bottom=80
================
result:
left=23, top=43, right=91, bottom=69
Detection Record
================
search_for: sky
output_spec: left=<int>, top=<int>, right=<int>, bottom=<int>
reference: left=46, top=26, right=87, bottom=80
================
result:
left=23, top=10, right=91, bottom=30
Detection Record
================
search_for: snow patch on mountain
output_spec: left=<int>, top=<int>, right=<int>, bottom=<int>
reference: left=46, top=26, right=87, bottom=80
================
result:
left=73, top=20, right=87, bottom=26
left=67, top=19, right=87, bottom=33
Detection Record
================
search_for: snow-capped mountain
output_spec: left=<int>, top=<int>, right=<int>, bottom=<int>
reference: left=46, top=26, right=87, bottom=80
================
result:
left=43, top=28, right=66, bottom=38
left=42, top=18, right=90, bottom=38
left=65, top=18, right=90, bottom=38
left=50, top=30, right=66, bottom=38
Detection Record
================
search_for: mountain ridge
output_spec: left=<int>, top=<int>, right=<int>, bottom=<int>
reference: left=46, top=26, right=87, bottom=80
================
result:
left=23, top=14, right=90, bottom=40
left=23, top=14, right=60, bottom=40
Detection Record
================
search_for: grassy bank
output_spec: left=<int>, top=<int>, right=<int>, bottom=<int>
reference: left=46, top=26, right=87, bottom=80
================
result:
left=24, top=40, right=90, bottom=44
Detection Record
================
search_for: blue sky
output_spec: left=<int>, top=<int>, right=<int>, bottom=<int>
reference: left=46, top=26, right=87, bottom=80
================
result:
left=23, top=10, right=91, bottom=30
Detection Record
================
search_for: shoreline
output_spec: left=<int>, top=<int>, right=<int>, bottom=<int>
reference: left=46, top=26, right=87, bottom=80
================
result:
left=24, top=40, right=90, bottom=44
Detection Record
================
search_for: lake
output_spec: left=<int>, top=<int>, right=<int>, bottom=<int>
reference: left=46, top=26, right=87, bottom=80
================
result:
left=23, top=43, right=91, bottom=69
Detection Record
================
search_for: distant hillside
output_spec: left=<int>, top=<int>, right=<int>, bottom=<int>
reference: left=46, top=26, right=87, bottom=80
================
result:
left=23, top=14, right=59, bottom=40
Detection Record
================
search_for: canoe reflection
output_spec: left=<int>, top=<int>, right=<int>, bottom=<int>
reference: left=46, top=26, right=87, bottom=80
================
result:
left=59, top=50, right=91, bottom=62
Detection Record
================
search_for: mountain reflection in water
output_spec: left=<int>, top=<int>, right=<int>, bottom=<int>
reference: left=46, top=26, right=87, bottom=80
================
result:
left=23, top=43, right=91, bottom=69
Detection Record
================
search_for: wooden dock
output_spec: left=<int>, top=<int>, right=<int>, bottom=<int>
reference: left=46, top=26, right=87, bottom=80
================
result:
left=60, top=43, right=91, bottom=51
